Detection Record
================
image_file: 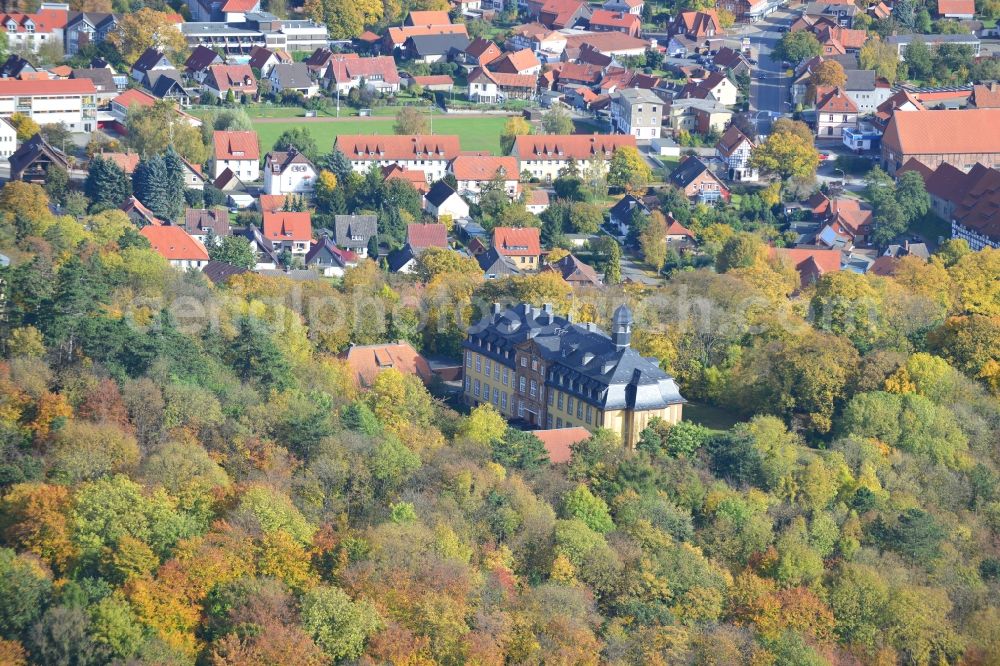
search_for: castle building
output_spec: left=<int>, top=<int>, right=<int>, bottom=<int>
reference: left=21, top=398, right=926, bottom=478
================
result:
left=463, top=303, right=685, bottom=447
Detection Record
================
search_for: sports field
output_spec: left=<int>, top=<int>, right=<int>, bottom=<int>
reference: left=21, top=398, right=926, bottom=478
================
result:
left=252, top=115, right=511, bottom=155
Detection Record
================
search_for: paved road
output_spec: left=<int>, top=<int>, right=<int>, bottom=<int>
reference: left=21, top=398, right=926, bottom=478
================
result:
left=749, top=12, right=796, bottom=135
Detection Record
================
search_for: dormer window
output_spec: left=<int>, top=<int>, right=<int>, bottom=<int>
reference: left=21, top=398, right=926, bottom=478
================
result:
left=6, top=21, right=15, bottom=32
left=232, top=150, right=244, bottom=157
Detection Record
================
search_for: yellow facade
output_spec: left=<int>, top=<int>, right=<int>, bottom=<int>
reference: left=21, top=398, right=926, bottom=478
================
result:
left=463, top=351, right=518, bottom=419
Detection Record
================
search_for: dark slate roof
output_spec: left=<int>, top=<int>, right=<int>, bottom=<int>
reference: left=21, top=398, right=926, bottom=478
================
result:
left=202, top=260, right=249, bottom=283
left=0, top=54, right=34, bottom=78
left=67, top=11, right=118, bottom=30
left=9, top=134, right=69, bottom=178
left=149, top=70, right=187, bottom=98
left=133, top=48, right=170, bottom=73
left=405, top=33, right=471, bottom=56
left=70, top=67, right=116, bottom=92
left=332, top=214, right=377, bottom=250
left=271, top=62, right=312, bottom=89
left=234, top=225, right=279, bottom=263
left=387, top=244, right=418, bottom=272
left=426, top=180, right=459, bottom=207
left=477, top=247, right=520, bottom=277
left=844, top=69, right=875, bottom=91
left=669, top=156, right=713, bottom=188
left=185, top=45, right=222, bottom=72
left=305, top=236, right=353, bottom=266
left=608, top=193, right=649, bottom=222
left=183, top=208, right=230, bottom=236
left=466, top=303, right=685, bottom=410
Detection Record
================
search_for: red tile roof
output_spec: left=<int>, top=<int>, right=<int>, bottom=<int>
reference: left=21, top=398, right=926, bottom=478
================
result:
left=514, top=134, right=637, bottom=160
left=328, top=56, right=400, bottom=85
left=677, top=9, right=720, bottom=37
left=770, top=247, right=842, bottom=285
left=716, top=124, right=754, bottom=157
left=816, top=86, right=859, bottom=113
left=450, top=155, right=518, bottom=181
left=112, top=88, right=157, bottom=109
left=102, top=152, right=140, bottom=174
left=937, top=0, right=974, bottom=14
left=883, top=109, right=1000, bottom=156
left=407, top=10, right=452, bottom=25
left=589, top=9, right=641, bottom=29
left=140, top=225, right=210, bottom=261
left=262, top=211, right=312, bottom=242
left=221, top=0, right=258, bottom=11
left=0, top=78, right=95, bottom=96
left=492, top=48, right=541, bottom=74
left=952, top=167, right=1000, bottom=243
left=406, top=223, right=448, bottom=249
left=493, top=226, right=541, bottom=257
left=344, top=342, right=433, bottom=386
left=382, top=164, right=429, bottom=193
left=205, top=64, right=257, bottom=93
left=258, top=194, right=287, bottom=212
left=213, top=130, right=259, bottom=161
left=533, top=427, right=591, bottom=464
left=665, top=218, right=694, bottom=238
left=465, top=38, right=502, bottom=65
left=0, top=9, right=68, bottom=33
left=412, top=74, right=453, bottom=86
left=337, top=135, right=461, bottom=161
left=468, top=67, right=537, bottom=89
left=386, top=23, right=467, bottom=47
left=972, top=82, right=1000, bottom=108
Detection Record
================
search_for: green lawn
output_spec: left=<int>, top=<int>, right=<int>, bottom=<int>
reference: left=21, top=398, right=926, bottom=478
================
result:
left=683, top=402, right=740, bottom=434
left=253, top=115, right=511, bottom=154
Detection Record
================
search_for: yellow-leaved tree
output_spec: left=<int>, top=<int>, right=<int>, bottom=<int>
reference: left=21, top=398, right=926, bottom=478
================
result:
left=108, top=9, right=188, bottom=65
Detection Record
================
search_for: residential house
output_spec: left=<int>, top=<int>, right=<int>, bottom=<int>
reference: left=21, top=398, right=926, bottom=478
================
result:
left=562, top=32, right=649, bottom=59
left=665, top=97, right=733, bottom=135
left=268, top=62, right=318, bottom=97
left=108, top=88, right=202, bottom=128
left=263, top=149, right=317, bottom=196
left=182, top=207, right=230, bottom=244
left=602, top=0, right=643, bottom=14
left=202, top=261, right=249, bottom=284
left=842, top=68, right=892, bottom=113
left=213, top=130, right=260, bottom=180
left=668, top=9, right=720, bottom=54
left=886, top=33, right=981, bottom=59
left=881, top=108, right=1000, bottom=175
left=120, top=196, right=163, bottom=227
left=331, top=214, right=378, bottom=257
left=815, top=197, right=873, bottom=248
left=405, top=10, right=452, bottom=25
left=334, top=135, right=461, bottom=182
left=0, top=118, right=17, bottom=158
left=770, top=247, right=842, bottom=286
left=403, top=34, right=471, bottom=63
left=0, top=78, right=97, bottom=132
left=528, top=0, right=592, bottom=29
left=203, top=64, right=257, bottom=100
left=147, top=69, right=190, bottom=106
left=449, top=155, right=519, bottom=202
left=677, top=71, right=739, bottom=107
left=304, top=47, right=337, bottom=78
left=816, top=26, right=867, bottom=55
left=69, top=68, right=118, bottom=103
left=493, top=226, right=542, bottom=271
left=305, top=237, right=357, bottom=276
left=382, top=164, right=430, bottom=194
left=407, top=223, right=448, bottom=251
left=950, top=167, right=1000, bottom=249
left=8, top=133, right=68, bottom=183
left=0, top=55, right=35, bottom=79
left=219, top=0, right=261, bottom=22
left=610, top=88, right=663, bottom=139
left=665, top=215, right=696, bottom=246
left=668, top=156, right=731, bottom=203
left=0, top=8, right=68, bottom=54
left=533, top=426, right=592, bottom=463
left=262, top=211, right=312, bottom=257
left=464, top=38, right=502, bottom=66
left=716, top=124, right=758, bottom=182
left=463, top=303, right=685, bottom=443
left=712, top=47, right=753, bottom=77
left=344, top=341, right=432, bottom=387
left=816, top=86, right=858, bottom=138
left=918, top=161, right=991, bottom=220
left=247, top=45, right=290, bottom=76
left=234, top=225, right=279, bottom=269
left=609, top=193, right=650, bottom=236
left=184, top=46, right=224, bottom=82
left=717, top=0, right=782, bottom=21
left=544, top=253, right=601, bottom=286
left=553, top=62, right=604, bottom=90
left=131, top=48, right=172, bottom=82
left=508, top=22, right=567, bottom=56
left=525, top=188, right=550, bottom=214
left=971, top=82, right=1000, bottom=108
left=804, top=0, right=858, bottom=27
left=64, top=11, right=118, bottom=56
left=587, top=9, right=641, bottom=37
left=477, top=247, right=521, bottom=278
left=385, top=23, right=468, bottom=52
left=141, top=225, right=210, bottom=269
left=325, top=56, right=401, bottom=94
left=491, top=48, right=542, bottom=76
left=513, top=134, right=637, bottom=182
left=937, top=0, right=975, bottom=19
left=425, top=181, right=470, bottom=220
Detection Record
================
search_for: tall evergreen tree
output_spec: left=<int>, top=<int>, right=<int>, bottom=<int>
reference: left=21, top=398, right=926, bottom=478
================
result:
left=132, top=156, right=171, bottom=221
left=162, top=146, right=187, bottom=221
left=84, top=157, right=131, bottom=209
